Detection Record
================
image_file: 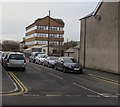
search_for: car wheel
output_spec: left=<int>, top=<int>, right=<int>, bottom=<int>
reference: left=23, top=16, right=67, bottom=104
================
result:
left=22, top=67, right=26, bottom=71
left=5, top=67, right=8, bottom=71
left=33, top=60, right=35, bottom=63
left=43, top=63, right=45, bottom=66
left=48, top=63, right=50, bottom=68
left=63, top=67, right=66, bottom=73
left=54, top=65, right=57, bottom=70
left=79, top=70, right=83, bottom=74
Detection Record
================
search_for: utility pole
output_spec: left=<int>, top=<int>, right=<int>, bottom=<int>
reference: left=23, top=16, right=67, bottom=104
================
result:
left=48, top=10, right=50, bottom=56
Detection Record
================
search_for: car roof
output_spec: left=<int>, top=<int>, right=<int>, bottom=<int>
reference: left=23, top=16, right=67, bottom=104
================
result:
left=38, top=54, right=47, bottom=56
left=48, top=56, right=58, bottom=57
left=9, top=52, right=23, bottom=54
left=59, top=57, right=74, bottom=59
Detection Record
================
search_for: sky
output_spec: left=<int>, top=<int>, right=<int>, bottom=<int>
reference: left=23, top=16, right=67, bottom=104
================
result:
left=0, top=1, right=100, bottom=42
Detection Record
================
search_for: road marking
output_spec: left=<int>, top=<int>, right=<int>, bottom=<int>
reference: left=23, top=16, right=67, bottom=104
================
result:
left=65, top=95, right=81, bottom=97
left=99, top=93, right=118, bottom=98
left=23, top=94, right=39, bottom=97
left=48, top=73, right=63, bottom=80
left=73, top=82, right=117, bottom=98
left=87, top=73, right=120, bottom=85
left=3, top=72, right=28, bottom=96
left=10, top=72, right=28, bottom=93
left=116, top=93, right=120, bottom=96
left=0, top=67, right=18, bottom=94
left=87, top=95, right=101, bottom=97
left=46, top=95, right=62, bottom=97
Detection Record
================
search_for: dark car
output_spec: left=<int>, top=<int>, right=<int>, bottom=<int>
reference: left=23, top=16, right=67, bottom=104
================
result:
left=43, top=56, right=58, bottom=68
left=54, top=57, right=83, bottom=73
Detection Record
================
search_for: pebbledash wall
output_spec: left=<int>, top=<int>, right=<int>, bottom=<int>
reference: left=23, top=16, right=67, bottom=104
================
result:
left=80, top=1, right=119, bottom=74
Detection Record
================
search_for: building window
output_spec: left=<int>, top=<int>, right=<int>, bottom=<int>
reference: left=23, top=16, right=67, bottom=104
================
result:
left=43, top=49, right=46, bottom=53
left=37, top=26, right=48, bottom=30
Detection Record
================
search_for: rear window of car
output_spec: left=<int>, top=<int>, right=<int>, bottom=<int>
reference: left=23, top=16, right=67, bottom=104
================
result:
left=9, top=54, right=25, bottom=60
left=63, top=58, right=78, bottom=63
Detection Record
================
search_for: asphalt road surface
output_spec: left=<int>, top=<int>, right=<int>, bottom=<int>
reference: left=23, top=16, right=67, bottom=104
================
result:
left=1, top=62, right=119, bottom=106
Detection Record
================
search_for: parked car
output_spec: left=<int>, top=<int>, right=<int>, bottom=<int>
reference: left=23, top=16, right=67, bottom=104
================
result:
left=43, top=56, right=58, bottom=68
left=35, top=54, right=48, bottom=65
left=2, top=52, right=26, bottom=71
left=1, top=52, right=11, bottom=65
left=29, top=52, right=43, bottom=63
left=0, top=51, right=4, bottom=63
left=54, top=57, right=83, bottom=73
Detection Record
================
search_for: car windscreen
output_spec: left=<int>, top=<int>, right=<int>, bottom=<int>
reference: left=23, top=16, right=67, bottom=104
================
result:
left=63, top=58, right=78, bottom=63
left=35, top=53, right=43, bottom=57
left=41, top=55, right=47, bottom=58
left=9, top=54, right=25, bottom=60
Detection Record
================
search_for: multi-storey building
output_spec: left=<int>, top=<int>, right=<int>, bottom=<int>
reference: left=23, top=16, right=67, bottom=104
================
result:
left=25, top=16, right=64, bottom=55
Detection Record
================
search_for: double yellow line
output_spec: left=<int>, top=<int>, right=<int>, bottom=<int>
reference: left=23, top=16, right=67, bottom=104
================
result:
left=3, top=72, right=28, bottom=96
left=87, top=73, right=120, bottom=86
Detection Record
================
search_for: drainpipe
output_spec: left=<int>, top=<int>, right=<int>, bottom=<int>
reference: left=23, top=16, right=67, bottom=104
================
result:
left=83, top=19, right=86, bottom=68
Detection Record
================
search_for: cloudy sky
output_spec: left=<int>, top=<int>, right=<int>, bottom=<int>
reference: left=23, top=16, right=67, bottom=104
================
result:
left=1, top=1, right=100, bottom=42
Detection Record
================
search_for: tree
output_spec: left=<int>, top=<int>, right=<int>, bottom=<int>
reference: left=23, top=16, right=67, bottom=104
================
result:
left=2, top=40, right=20, bottom=51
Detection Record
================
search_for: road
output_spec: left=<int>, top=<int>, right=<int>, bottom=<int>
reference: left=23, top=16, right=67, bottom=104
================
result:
left=1, top=62, right=119, bottom=106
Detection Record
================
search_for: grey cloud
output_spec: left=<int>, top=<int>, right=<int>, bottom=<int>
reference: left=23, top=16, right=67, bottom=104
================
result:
left=2, top=2, right=98, bottom=42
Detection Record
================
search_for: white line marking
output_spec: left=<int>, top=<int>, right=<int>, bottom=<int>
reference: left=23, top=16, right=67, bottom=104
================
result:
left=99, top=93, right=118, bottom=98
left=48, top=73, right=63, bottom=80
left=65, top=95, right=81, bottom=97
left=46, top=95, right=61, bottom=97
left=23, top=94, right=39, bottom=97
left=117, top=94, right=120, bottom=96
left=73, top=82, right=101, bottom=95
left=87, top=95, right=101, bottom=97
left=73, top=83, right=117, bottom=98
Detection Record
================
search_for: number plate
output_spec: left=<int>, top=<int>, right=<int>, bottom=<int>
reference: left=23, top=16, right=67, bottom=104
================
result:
left=74, top=68, right=79, bottom=70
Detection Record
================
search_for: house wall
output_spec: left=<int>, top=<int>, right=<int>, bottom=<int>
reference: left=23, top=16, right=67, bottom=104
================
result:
left=80, top=2, right=118, bottom=74
left=64, top=52, right=74, bottom=57
left=74, top=48, right=79, bottom=61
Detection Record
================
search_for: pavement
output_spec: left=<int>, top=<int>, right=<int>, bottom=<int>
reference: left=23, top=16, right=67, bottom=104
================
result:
left=1, top=65, right=16, bottom=93
left=83, top=68, right=119, bottom=82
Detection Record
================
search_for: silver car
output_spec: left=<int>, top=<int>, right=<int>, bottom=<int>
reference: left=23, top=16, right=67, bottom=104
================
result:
left=35, top=54, right=48, bottom=65
left=2, top=52, right=26, bottom=71
left=43, top=56, right=58, bottom=68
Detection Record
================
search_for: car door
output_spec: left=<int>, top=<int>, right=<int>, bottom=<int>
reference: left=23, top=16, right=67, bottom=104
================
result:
left=59, top=58, right=64, bottom=70
left=57, top=57, right=64, bottom=70
left=2, top=54, right=9, bottom=67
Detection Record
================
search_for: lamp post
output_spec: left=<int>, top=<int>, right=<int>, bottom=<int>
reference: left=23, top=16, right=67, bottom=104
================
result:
left=48, top=10, right=50, bottom=56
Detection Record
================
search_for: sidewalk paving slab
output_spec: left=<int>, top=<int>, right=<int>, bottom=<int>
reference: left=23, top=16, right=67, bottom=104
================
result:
left=1, top=66, right=16, bottom=93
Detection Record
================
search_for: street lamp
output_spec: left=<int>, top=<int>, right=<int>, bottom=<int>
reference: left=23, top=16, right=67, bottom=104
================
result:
left=48, top=10, right=50, bottom=56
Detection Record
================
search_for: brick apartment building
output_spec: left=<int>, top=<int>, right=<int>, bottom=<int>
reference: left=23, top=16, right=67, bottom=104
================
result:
left=25, top=16, right=65, bottom=56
